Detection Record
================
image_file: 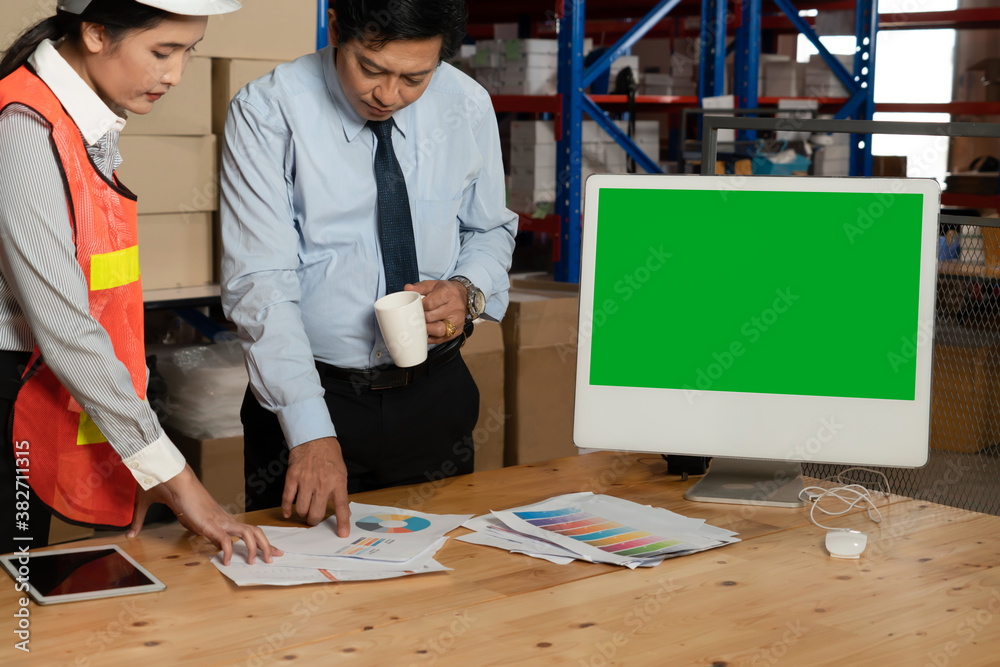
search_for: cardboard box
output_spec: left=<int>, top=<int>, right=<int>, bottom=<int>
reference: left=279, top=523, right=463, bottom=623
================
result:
left=212, top=58, right=286, bottom=134
left=196, top=0, right=316, bottom=61
left=462, top=320, right=506, bottom=472
left=124, top=57, right=211, bottom=136
left=48, top=517, right=94, bottom=545
left=873, top=155, right=907, bottom=178
left=969, top=58, right=1000, bottom=102
left=118, top=135, right=218, bottom=214
left=0, top=0, right=56, bottom=52
left=511, top=120, right=557, bottom=145
left=931, top=339, right=1000, bottom=454
left=511, top=143, right=557, bottom=169
left=139, top=213, right=214, bottom=290
left=502, top=286, right=580, bottom=465
left=170, top=431, right=246, bottom=513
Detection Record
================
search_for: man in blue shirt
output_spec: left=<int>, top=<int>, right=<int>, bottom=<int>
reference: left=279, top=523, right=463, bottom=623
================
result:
left=220, top=0, right=517, bottom=535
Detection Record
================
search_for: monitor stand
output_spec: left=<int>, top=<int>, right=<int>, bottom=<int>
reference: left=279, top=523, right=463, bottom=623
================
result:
left=683, top=457, right=805, bottom=508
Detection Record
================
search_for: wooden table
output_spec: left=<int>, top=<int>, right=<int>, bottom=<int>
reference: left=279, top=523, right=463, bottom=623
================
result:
left=4, top=451, right=1000, bottom=666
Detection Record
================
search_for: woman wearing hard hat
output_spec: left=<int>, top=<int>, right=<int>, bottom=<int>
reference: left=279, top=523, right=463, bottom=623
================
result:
left=0, top=0, right=280, bottom=566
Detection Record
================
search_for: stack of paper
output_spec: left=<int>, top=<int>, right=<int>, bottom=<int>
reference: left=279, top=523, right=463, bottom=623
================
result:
left=457, top=492, right=739, bottom=569
left=212, top=503, right=472, bottom=586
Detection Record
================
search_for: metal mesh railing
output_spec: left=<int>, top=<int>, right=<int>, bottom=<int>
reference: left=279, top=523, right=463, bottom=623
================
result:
left=695, top=116, right=1000, bottom=515
left=805, top=218, right=1000, bottom=515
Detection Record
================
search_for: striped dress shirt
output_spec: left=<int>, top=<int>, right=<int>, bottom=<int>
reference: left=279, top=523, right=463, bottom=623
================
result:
left=0, top=40, right=184, bottom=490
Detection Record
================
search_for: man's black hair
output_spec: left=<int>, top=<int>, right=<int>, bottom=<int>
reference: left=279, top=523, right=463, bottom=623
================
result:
left=331, top=0, right=468, bottom=61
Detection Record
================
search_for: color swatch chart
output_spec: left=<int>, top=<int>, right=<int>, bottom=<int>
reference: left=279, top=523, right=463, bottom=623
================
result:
left=514, top=507, right=681, bottom=558
left=335, top=536, right=393, bottom=558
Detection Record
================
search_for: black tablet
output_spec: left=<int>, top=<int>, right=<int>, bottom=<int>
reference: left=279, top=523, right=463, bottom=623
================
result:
left=0, top=544, right=166, bottom=605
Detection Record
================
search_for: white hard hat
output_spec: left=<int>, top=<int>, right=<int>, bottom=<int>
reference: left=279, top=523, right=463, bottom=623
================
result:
left=58, top=0, right=242, bottom=15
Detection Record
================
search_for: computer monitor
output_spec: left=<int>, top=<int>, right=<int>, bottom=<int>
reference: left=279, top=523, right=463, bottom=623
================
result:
left=574, top=174, right=940, bottom=507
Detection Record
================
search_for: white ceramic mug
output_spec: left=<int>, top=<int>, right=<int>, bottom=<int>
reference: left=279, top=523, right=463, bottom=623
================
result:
left=374, top=291, right=428, bottom=368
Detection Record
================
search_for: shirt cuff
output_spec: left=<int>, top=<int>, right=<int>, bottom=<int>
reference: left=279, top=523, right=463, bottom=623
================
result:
left=122, top=430, right=187, bottom=491
left=277, top=396, right=337, bottom=448
left=454, top=264, right=509, bottom=322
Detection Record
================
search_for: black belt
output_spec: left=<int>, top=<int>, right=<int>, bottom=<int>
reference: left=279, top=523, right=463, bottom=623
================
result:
left=317, top=322, right=472, bottom=391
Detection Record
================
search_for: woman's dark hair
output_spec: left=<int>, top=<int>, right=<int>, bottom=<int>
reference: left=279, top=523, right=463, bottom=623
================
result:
left=0, top=0, right=169, bottom=80
left=332, top=0, right=468, bottom=62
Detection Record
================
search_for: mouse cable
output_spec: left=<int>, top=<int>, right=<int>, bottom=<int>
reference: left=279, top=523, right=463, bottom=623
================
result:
left=798, top=468, right=892, bottom=532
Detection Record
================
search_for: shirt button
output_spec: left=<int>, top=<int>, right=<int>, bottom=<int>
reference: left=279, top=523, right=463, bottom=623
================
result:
left=129, top=462, right=139, bottom=469
left=143, top=477, right=154, bottom=487
left=376, top=351, right=383, bottom=358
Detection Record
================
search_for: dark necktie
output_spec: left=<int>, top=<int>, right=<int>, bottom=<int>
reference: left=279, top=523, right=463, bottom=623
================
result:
left=369, top=119, right=419, bottom=294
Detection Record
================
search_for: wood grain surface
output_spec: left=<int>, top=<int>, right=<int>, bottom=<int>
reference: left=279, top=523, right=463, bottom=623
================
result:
left=2, top=451, right=999, bottom=666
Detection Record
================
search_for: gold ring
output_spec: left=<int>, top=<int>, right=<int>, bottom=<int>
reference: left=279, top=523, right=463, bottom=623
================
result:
left=443, top=319, right=457, bottom=337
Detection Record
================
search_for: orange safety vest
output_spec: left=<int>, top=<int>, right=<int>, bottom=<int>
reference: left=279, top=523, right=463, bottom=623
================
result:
left=1, top=66, right=145, bottom=528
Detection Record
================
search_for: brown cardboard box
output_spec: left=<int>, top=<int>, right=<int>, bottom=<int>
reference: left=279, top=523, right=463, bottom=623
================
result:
left=212, top=58, right=287, bottom=135
left=169, top=431, right=246, bottom=514
left=462, top=320, right=506, bottom=472
left=970, top=58, right=1000, bottom=102
left=931, top=341, right=1000, bottom=454
left=123, top=57, right=211, bottom=136
left=502, top=286, right=580, bottom=465
left=139, top=213, right=214, bottom=290
left=873, top=155, right=907, bottom=178
left=47, top=517, right=94, bottom=546
left=118, top=135, right=218, bottom=214
left=197, top=0, right=317, bottom=61
left=0, top=1, right=56, bottom=52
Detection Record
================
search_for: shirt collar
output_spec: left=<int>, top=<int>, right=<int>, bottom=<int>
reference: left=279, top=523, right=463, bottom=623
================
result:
left=28, top=40, right=126, bottom=145
left=322, top=45, right=422, bottom=143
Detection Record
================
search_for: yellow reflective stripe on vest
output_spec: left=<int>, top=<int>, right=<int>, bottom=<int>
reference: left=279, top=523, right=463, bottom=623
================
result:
left=77, top=411, right=106, bottom=445
left=90, top=245, right=140, bottom=291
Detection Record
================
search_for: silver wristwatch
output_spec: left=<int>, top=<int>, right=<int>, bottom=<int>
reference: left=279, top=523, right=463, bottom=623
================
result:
left=449, top=276, right=486, bottom=321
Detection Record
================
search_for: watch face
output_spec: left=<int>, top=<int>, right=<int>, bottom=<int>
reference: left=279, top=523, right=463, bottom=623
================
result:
left=472, top=290, right=486, bottom=315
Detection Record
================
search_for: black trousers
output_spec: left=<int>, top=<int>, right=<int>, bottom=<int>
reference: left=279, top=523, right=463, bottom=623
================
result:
left=0, top=351, right=51, bottom=554
left=241, top=352, right=479, bottom=513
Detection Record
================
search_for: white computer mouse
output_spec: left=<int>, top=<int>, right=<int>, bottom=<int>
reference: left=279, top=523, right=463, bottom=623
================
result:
left=825, top=529, right=867, bottom=559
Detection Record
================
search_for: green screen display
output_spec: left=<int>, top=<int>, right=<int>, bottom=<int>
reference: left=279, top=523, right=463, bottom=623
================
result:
left=589, top=188, right=925, bottom=400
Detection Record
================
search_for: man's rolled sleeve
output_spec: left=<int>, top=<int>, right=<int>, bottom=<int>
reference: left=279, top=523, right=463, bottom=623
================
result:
left=275, top=396, right=337, bottom=448
left=220, top=98, right=335, bottom=449
left=454, top=99, right=517, bottom=321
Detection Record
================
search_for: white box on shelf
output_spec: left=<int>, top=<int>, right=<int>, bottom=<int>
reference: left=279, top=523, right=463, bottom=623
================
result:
left=511, top=144, right=557, bottom=169
left=474, top=68, right=504, bottom=95
left=703, top=95, right=736, bottom=144
left=511, top=120, right=557, bottom=145
left=509, top=188, right=557, bottom=208
left=640, top=72, right=673, bottom=95
left=610, top=55, right=640, bottom=82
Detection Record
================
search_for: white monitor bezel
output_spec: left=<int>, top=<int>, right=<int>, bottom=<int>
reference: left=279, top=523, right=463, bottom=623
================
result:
left=574, top=174, right=940, bottom=468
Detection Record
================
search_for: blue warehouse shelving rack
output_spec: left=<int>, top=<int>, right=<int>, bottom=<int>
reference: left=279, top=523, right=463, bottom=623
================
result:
left=318, top=1, right=1000, bottom=283
left=550, top=0, right=881, bottom=282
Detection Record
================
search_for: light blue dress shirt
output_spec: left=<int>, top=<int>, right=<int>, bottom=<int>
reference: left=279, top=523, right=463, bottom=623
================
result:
left=220, top=45, right=517, bottom=449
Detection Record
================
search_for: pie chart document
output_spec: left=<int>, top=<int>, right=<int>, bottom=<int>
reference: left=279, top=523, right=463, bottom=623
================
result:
left=271, top=503, right=474, bottom=562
